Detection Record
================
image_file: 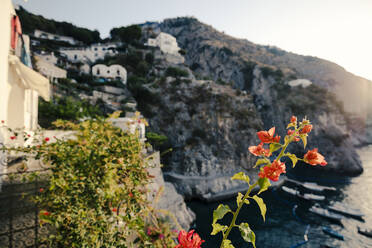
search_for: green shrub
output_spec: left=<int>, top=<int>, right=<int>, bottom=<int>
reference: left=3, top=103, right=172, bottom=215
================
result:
left=145, top=53, right=155, bottom=64
left=110, top=25, right=142, bottom=44
left=38, top=96, right=102, bottom=129
left=165, top=67, right=189, bottom=78
left=2, top=114, right=177, bottom=247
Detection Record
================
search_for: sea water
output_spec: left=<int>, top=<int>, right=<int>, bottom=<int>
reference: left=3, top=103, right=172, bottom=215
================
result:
left=187, top=145, right=372, bottom=248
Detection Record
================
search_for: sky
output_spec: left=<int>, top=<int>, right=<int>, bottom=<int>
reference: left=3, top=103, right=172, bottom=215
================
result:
left=12, top=0, right=372, bottom=81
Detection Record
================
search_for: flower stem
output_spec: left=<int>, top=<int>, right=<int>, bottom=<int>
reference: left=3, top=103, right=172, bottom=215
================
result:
left=219, top=139, right=292, bottom=247
left=220, top=181, right=259, bottom=248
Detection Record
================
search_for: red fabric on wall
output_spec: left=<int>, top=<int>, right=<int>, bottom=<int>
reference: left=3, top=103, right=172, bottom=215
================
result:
left=11, top=15, right=22, bottom=49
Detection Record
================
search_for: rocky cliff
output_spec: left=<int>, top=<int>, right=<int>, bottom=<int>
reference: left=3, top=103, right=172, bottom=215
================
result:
left=160, top=17, right=372, bottom=145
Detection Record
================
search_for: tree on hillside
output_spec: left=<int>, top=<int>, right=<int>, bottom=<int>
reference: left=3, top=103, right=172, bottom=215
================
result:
left=16, top=7, right=101, bottom=45
left=110, top=25, right=142, bottom=44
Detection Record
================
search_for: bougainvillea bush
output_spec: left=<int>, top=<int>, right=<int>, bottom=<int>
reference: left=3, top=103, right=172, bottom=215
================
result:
left=208, top=116, right=327, bottom=248
left=1, top=113, right=177, bottom=248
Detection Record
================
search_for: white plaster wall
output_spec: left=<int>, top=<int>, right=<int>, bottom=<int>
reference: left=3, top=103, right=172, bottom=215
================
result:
left=60, top=44, right=117, bottom=63
left=34, top=29, right=77, bottom=45
left=157, top=33, right=180, bottom=54
left=80, top=63, right=90, bottom=74
left=36, top=56, right=67, bottom=80
left=288, top=79, right=313, bottom=88
left=38, top=52, right=58, bottom=65
left=92, top=64, right=127, bottom=83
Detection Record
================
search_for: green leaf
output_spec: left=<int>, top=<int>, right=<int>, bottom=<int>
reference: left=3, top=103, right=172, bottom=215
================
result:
left=231, top=172, right=250, bottom=184
left=236, top=192, right=243, bottom=206
left=299, top=134, right=307, bottom=148
left=221, top=239, right=235, bottom=248
left=257, top=177, right=271, bottom=195
left=213, top=204, right=231, bottom=224
left=211, top=223, right=227, bottom=235
left=253, top=158, right=270, bottom=168
left=239, top=223, right=256, bottom=248
left=286, top=153, right=299, bottom=168
left=269, top=143, right=282, bottom=154
left=252, top=195, right=267, bottom=222
left=287, top=123, right=296, bottom=129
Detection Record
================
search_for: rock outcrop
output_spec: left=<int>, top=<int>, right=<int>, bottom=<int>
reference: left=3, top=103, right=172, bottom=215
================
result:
left=159, top=17, right=372, bottom=145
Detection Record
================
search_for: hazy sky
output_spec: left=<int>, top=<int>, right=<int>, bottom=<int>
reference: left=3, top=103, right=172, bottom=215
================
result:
left=12, top=0, right=372, bottom=81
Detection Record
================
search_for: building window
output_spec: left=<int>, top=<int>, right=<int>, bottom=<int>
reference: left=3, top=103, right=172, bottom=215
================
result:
left=102, top=48, right=106, bottom=51
left=95, top=53, right=98, bottom=57
left=117, top=70, right=120, bottom=75
left=97, top=69, right=100, bottom=75
left=107, top=70, right=110, bottom=74
left=74, top=54, right=77, bottom=60
left=94, top=48, right=98, bottom=51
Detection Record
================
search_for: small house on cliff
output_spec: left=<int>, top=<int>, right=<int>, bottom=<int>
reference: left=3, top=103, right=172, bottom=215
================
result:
left=92, top=64, right=127, bottom=84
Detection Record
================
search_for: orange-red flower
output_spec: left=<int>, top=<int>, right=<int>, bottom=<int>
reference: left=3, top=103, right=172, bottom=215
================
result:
left=39, top=188, right=44, bottom=193
left=257, top=127, right=279, bottom=143
left=290, top=116, right=297, bottom=123
left=249, top=144, right=271, bottom=157
left=303, top=148, right=327, bottom=166
left=175, top=230, right=204, bottom=248
left=258, top=160, right=286, bottom=182
left=44, top=137, right=50, bottom=142
left=10, top=136, right=16, bottom=140
left=299, top=125, right=312, bottom=134
left=287, top=130, right=300, bottom=142
left=41, top=211, right=50, bottom=216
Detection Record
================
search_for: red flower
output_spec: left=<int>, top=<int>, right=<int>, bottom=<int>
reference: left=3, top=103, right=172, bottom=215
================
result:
left=129, top=192, right=134, bottom=198
left=27, top=134, right=31, bottom=137
left=39, top=188, right=44, bottom=193
left=175, top=230, right=204, bottom=248
left=1, top=120, right=4, bottom=124
left=257, top=127, right=276, bottom=143
left=249, top=144, right=271, bottom=157
left=44, top=137, right=50, bottom=142
left=258, top=160, right=286, bottom=182
left=273, top=135, right=281, bottom=143
left=112, top=208, right=118, bottom=213
left=299, top=125, right=312, bottom=134
left=290, top=116, right=297, bottom=123
left=10, top=136, right=16, bottom=140
left=41, top=211, right=50, bottom=216
left=287, top=130, right=300, bottom=142
left=303, top=148, right=327, bottom=166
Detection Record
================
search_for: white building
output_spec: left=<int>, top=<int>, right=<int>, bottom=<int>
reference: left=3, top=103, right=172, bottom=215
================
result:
left=36, top=52, right=58, bottom=65
left=109, top=117, right=146, bottom=143
left=288, top=79, right=313, bottom=88
left=34, top=29, right=78, bottom=45
left=1, top=0, right=50, bottom=184
left=146, top=32, right=181, bottom=55
left=35, top=55, right=67, bottom=82
left=146, top=32, right=184, bottom=64
left=92, top=64, right=127, bottom=83
left=60, top=43, right=118, bottom=63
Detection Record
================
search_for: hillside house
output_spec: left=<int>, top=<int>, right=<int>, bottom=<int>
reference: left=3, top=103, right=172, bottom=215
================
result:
left=35, top=55, right=67, bottom=82
left=146, top=32, right=180, bottom=54
left=92, top=64, right=127, bottom=83
left=288, top=79, right=313, bottom=88
left=146, top=32, right=185, bottom=64
left=36, top=51, right=59, bottom=65
left=34, top=29, right=78, bottom=45
left=59, top=43, right=118, bottom=63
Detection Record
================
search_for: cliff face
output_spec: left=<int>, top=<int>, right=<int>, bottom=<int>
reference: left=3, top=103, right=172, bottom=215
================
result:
left=160, top=17, right=372, bottom=136
left=136, top=65, right=362, bottom=200
left=139, top=74, right=263, bottom=198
